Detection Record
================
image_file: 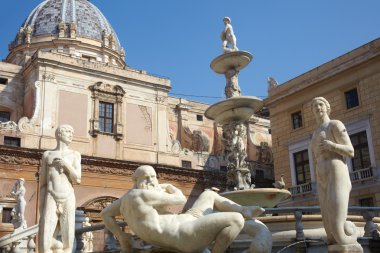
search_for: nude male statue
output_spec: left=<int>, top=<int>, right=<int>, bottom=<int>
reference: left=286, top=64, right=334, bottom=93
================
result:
left=38, top=125, right=81, bottom=253
left=101, top=165, right=264, bottom=253
left=221, top=17, right=238, bottom=53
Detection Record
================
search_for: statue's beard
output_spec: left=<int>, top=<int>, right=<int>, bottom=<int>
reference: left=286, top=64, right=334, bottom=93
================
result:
left=140, top=183, right=160, bottom=190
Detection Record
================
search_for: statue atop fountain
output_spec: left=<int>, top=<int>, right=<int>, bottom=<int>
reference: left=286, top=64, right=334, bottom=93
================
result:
left=221, top=17, right=239, bottom=53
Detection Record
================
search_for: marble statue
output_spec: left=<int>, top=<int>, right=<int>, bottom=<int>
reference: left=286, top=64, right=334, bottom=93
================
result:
left=38, top=125, right=82, bottom=253
left=310, top=97, right=363, bottom=252
left=221, top=17, right=238, bottom=53
left=101, top=165, right=265, bottom=253
left=10, top=178, right=27, bottom=230
left=267, top=77, right=278, bottom=90
left=82, top=217, right=94, bottom=252
left=227, top=165, right=253, bottom=191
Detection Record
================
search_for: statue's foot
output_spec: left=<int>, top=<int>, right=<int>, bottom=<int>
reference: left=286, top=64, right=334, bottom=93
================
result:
left=51, top=238, right=63, bottom=250
left=241, top=206, right=265, bottom=219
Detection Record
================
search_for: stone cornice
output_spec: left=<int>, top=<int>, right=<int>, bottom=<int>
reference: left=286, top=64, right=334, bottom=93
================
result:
left=0, top=145, right=226, bottom=188
left=23, top=51, right=171, bottom=93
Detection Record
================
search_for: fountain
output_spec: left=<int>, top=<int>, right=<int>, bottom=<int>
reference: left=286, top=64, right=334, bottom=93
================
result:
left=205, top=17, right=290, bottom=208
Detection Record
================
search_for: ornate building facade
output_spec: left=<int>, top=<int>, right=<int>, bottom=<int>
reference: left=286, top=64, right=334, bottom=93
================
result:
left=0, top=0, right=273, bottom=234
left=266, top=38, right=380, bottom=207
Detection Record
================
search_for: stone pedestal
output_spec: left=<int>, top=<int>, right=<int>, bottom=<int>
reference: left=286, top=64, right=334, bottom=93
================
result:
left=328, top=243, right=363, bottom=253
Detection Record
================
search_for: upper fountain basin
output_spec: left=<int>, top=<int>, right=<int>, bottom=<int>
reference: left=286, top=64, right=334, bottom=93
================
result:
left=210, top=51, right=253, bottom=74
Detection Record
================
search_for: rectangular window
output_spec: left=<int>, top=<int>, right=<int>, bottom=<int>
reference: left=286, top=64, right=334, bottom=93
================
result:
left=181, top=160, right=192, bottom=169
left=0, top=77, right=8, bottom=85
left=4, top=137, right=21, bottom=147
left=0, top=111, right=10, bottom=122
left=359, top=197, right=374, bottom=207
left=293, top=149, right=310, bottom=185
left=2, top=208, right=13, bottom=223
left=291, top=111, right=302, bottom=129
left=82, top=55, right=96, bottom=61
left=350, top=131, right=371, bottom=171
left=99, top=102, right=114, bottom=133
left=255, top=170, right=264, bottom=180
left=196, top=114, right=203, bottom=121
left=345, top=88, right=359, bottom=109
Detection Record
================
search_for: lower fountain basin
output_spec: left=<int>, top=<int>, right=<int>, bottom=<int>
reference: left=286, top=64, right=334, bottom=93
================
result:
left=205, top=96, right=263, bottom=125
left=220, top=188, right=291, bottom=208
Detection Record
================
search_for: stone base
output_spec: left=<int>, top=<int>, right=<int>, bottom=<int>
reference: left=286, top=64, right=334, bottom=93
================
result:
left=328, top=243, right=363, bottom=253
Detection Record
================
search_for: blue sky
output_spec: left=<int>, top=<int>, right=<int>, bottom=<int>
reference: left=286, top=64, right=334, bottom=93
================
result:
left=0, top=1, right=379, bottom=104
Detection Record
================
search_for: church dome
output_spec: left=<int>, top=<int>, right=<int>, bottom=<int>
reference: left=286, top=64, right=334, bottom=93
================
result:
left=22, top=0, right=121, bottom=50
left=8, top=0, right=125, bottom=67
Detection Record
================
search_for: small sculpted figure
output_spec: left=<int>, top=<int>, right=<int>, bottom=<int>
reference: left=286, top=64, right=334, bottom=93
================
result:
left=225, top=123, right=247, bottom=168
left=101, top=165, right=264, bottom=253
left=221, top=17, right=238, bottom=53
left=310, top=97, right=363, bottom=251
left=82, top=217, right=94, bottom=252
left=10, top=178, right=27, bottom=230
left=38, top=125, right=81, bottom=253
left=267, top=77, right=278, bottom=91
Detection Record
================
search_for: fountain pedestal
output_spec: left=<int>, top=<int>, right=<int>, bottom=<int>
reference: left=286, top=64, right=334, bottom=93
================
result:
left=206, top=50, right=265, bottom=190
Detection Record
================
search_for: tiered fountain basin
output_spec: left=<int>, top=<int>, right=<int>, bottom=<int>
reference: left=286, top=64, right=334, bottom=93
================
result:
left=204, top=96, right=263, bottom=125
left=221, top=188, right=291, bottom=208
left=210, top=51, right=253, bottom=74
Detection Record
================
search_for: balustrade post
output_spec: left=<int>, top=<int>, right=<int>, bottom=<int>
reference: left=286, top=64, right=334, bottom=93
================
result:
left=363, top=211, right=380, bottom=238
left=27, top=235, right=35, bottom=253
left=295, top=210, right=305, bottom=241
left=11, top=241, right=21, bottom=253
left=104, top=228, right=117, bottom=251
left=75, top=210, right=86, bottom=253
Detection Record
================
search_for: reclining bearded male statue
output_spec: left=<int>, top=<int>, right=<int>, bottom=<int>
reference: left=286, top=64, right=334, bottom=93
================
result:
left=101, top=165, right=267, bottom=253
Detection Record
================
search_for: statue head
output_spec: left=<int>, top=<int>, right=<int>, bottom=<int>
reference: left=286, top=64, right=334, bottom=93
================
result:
left=55, top=125, right=74, bottom=144
left=18, top=178, right=25, bottom=186
left=311, top=97, right=331, bottom=117
left=223, top=17, right=231, bottom=24
left=132, top=165, right=160, bottom=190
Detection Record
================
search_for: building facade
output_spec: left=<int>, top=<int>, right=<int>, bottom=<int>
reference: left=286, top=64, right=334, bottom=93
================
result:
left=266, top=38, right=380, bottom=207
left=0, top=0, right=273, bottom=232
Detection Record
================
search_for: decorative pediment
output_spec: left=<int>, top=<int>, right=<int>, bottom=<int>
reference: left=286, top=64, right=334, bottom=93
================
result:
left=89, top=82, right=125, bottom=97
left=88, top=82, right=125, bottom=140
left=82, top=196, right=118, bottom=211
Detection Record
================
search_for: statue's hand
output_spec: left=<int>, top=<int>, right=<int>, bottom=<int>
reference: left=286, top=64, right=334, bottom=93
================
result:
left=320, top=139, right=335, bottom=152
left=241, top=206, right=265, bottom=220
left=161, top=184, right=177, bottom=194
left=52, top=158, right=67, bottom=173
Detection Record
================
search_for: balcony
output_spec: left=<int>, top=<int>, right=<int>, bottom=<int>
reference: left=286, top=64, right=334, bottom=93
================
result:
left=288, top=182, right=313, bottom=196
left=350, top=167, right=374, bottom=183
